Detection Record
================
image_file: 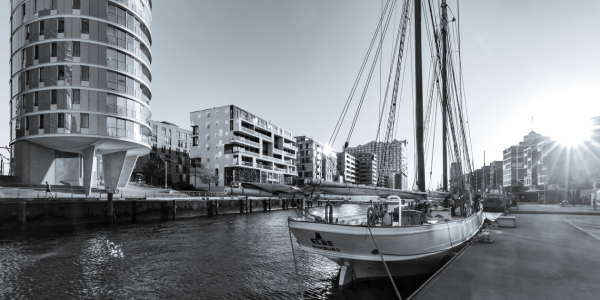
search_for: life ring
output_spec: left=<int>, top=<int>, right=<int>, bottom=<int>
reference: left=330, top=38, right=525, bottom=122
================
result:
left=367, top=207, right=377, bottom=225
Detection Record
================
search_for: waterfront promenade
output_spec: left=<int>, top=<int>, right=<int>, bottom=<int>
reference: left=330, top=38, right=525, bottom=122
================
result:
left=410, top=212, right=600, bottom=299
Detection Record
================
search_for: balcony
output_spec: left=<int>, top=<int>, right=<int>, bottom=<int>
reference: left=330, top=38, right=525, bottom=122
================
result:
left=284, top=142, right=298, bottom=150
left=240, top=151, right=260, bottom=158
left=284, top=151, right=296, bottom=158
left=240, top=127, right=258, bottom=136
left=273, top=148, right=283, bottom=155
left=257, top=164, right=273, bottom=170
left=230, top=136, right=259, bottom=147
left=234, top=159, right=254, bottom=168
left=259, top=132, right=272, bottom=140
left=275, top=167, right=287, bottom=172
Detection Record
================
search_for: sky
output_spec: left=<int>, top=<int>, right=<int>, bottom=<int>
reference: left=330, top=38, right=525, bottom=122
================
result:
left=2, top=0, right=600, bottom=189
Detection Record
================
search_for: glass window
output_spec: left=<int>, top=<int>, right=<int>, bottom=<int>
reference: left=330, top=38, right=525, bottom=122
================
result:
left=51, top=90, right=57, bottom=104
left=81, top=19, right=89, bottom=34
left=39, top=20, right=44, bottom=35
left=26, top=25, right=29, bottom=40
left=107, top=48, right=117, bottom=68
left=39, top=68, right=43, bottom=82
left=73, top=42, right=80, bottom=57
left=51, top=0, right=56, bottom=10
left=34, top=92, right=38, bottom=106
left=58, top=113, right=64, bottom=127
left=34, top=45, right=38, bottom=59
left=58, top=66, right=65, bottom=80
left=81, top=66, right=89, bottom=81
left=81, top=114, right=90, bottom=128
left=73, top=0, right=80, bottom=9
left=107, top=71, right=117, bottom=89
left=51, top=43, right=57, bottom=57
left=58, top=18, right=64, bottom=33
left=39, top=115, right=44, bottom=129
left=73, top=90, right=80, bottom=104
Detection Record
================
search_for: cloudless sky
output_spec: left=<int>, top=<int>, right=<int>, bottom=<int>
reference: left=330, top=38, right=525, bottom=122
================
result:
left=2, top=0, right=600, bottom=189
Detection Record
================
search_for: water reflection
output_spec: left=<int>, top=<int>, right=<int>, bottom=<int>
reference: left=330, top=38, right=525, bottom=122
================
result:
left=0, top=204, right=479, bottom=299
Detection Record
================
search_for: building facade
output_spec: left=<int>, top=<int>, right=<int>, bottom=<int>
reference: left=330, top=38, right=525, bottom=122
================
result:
left=354, top=152, right=378, bottom=186
left=345, top=139, right=407, bottom=184
left=337, top=151, right=358, bottom=184
left=133, top=120, right=190, bottom=187
left=295, top=136, right=338, bottom=183
left=9, top=0, right=153, bottom=194
left=189, top=105, right=297, bottom=187
left=503, top=131, right=546, bottom=191
left=394, top=172, right=408, bottom=190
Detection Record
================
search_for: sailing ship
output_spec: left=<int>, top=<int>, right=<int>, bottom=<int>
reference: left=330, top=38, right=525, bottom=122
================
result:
left=227, top=0, right=483, bottom=291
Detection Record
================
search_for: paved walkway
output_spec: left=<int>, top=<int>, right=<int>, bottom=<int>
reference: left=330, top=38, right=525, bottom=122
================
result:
left=410, top=214, right=600, bottom=299
left=512, top=203, right=600, bottom=215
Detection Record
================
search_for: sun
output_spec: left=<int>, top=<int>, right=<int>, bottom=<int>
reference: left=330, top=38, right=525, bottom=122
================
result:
left=552, top=118, right=593, bottom=147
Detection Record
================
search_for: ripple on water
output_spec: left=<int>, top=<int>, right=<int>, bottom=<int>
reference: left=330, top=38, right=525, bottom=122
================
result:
left=1, top=204, right=436, bottom=299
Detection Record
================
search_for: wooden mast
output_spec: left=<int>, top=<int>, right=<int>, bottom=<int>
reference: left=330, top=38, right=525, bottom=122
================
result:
left=442, top=0, right=448, bottom=192
left=415, top=0, right=425, bottom=192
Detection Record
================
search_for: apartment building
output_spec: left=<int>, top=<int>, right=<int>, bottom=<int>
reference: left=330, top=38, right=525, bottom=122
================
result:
left=503, top=131, right=546, bottom=191
left=394, top=172, right=408, bottom=190
left=337, top=151, right=358, bottom=184
left=133, top=120, right=191, bottom=187
left=354, top=153, right=378, bottom=186
left=190, top=105, right=297, bottom=187
left=10, top=0, right=153, bottom=194
left=295, top=136, right=338, bottom=182
left=345, top=139, right=407, bottom=182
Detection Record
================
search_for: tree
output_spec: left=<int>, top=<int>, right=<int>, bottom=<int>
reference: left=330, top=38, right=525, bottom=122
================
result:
left=195, top=165, right=221, bottom=192
left=142, top=157, right=164, bottom=186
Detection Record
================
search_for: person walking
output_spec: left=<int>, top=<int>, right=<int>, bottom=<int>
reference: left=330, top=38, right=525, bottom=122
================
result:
left=45, top=181, right=52, bottom=198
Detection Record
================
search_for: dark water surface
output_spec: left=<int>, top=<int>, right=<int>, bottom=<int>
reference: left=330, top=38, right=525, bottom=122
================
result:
left=0, top=204, right=430, bottom=299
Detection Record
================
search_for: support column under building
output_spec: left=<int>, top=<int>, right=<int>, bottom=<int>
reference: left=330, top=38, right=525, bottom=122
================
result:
left=82, top=146, right=96, bottom=195
left=102, top=151, right=128, bottom=193
left=118, top=155, right=138, bottom=188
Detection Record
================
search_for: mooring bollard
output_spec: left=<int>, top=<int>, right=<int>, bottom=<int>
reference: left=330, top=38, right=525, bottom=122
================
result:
left=245, top=196, right=249, bottom=213
left=268, top=199, right=271, bottom=211
left=215, top=199, right=219, bottom=215
left=249, top=198, right=253, bottom=213
left=239, top=199, right=244, bottom=214
left=263, top=200, right=267, bottom=212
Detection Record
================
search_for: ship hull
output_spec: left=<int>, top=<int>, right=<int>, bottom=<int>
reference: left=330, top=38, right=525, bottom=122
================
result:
left=288, top=208, right=483, bottom=287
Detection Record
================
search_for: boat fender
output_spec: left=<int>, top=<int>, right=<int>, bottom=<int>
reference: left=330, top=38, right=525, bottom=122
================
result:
left=367, top=207, right=377, bottom=225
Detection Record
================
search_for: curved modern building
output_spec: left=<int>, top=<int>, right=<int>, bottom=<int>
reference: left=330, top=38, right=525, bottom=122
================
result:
left=9, top=0, right=152, bottom=194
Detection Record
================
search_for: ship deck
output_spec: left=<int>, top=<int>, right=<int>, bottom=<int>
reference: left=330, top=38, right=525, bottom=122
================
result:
left=409, top=213, right=600, bottom=299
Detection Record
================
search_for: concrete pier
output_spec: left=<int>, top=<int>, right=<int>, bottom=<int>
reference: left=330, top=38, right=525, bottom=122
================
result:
left=410, top=213, right=600, bottom=299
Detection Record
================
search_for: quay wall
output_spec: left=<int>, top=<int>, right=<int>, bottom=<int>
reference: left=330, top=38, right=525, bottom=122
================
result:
left=0, top=198, right=299, bottom=230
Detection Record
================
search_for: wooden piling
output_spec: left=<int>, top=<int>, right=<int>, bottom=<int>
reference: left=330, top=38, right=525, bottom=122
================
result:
left=207, top=200, right=213, bottom=216
left=18, top=202, right=26, bottom=225
left=172, top=200, right=176, bottom=220
left=263, top=199, right=267, bottom=212
left=215, top=199, right=219, bottom=215
left=131, top=200, right=137, bottom=223
left=268, top=199, right=271, bottom=211
left=107, top=193, right=114, bottom=223
left=239, top=199, right=244, bottom=214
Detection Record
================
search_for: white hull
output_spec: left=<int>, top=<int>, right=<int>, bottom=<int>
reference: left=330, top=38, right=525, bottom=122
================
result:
left=289, top=209, right=484, bottom=287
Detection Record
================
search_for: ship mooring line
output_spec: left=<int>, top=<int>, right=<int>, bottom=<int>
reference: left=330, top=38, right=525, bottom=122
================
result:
left=367, top=224, right=402, bottom=300
left=287, top=222, right=306, bottom=300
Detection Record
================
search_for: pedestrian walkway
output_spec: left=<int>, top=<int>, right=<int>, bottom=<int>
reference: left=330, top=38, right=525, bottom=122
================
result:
left=512, top=203, right=600, bottom=215
left=410, top=214, right=600, bottom=299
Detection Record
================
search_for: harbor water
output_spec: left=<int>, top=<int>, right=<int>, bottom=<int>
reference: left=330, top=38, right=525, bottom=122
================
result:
left=0, top=203, right=465, bottom=299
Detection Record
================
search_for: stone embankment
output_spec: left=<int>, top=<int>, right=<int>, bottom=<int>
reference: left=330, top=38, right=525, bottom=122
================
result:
left=0, top=197, right=297, bottom=229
